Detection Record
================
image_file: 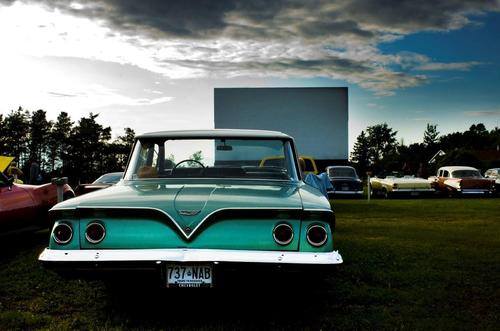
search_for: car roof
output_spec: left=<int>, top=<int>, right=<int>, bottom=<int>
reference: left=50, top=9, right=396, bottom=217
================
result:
left=439, top=166, right=478, bottom=172
left=136, top=129, right=292, bottom=140
left=101, top=172, right=124, bottom=176
left=326, top=165, right=354, bottom=169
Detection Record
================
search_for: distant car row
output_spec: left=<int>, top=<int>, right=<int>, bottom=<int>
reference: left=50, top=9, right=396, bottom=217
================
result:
left=1, top=154, right=497, bottom=237
left=324, top=165, right=498, bottom=198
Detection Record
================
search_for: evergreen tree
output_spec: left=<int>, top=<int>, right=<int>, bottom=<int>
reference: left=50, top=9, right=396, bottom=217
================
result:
left=351, top=130, right=370, bottom=176
left=3, top=107, right=30, bottom=165
left=68, top=113, right=111, bottom=183
left=423, top=123, right=439, bottom=147
left=104, top=127, right=136, bottom=171
left=28, top=109, right=52, bottom=171
left=0, top=114, right=6, bottom=154
left=48, top=112, right=73, bottom=174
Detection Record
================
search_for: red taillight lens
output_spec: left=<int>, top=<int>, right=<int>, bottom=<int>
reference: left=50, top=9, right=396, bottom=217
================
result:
left=52, top=223, right=73, bottom=244
left=85, top=222, right=106, bottom=244
left=307, top=225, right=328, bottom=247
left=273, top=223, right=294, bottom=245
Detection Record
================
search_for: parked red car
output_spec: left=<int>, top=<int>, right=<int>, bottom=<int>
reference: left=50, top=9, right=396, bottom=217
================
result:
left=0, top=165, right=74, bottom=233
left=430, top=166, right=495, bottom=196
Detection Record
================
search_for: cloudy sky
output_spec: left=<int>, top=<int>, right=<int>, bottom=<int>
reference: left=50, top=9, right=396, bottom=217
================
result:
left=0, top=0, right=499, bottom=150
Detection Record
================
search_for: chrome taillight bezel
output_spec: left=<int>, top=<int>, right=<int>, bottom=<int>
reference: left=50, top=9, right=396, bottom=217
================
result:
left=272, top=223, right=294, bottom=246
left=52, top=222, right=73, bottom=245
left=85, top=221, right=106, bottom=244
left=306, top=224, right=328, bottom=247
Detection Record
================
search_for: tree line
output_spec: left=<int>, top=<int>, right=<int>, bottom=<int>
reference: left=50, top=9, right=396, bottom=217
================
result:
left=351, top=122, right=500, bottom=178
left=0, top=107, right=135, bottom=185
left=2, top=106, right=499, bottom=184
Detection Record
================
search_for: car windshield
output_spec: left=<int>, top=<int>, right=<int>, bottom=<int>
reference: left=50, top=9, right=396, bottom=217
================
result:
left=125, top=138, right=298, bottom=181
left=452, top=170, right=481, bottom=178
left=93, top=173, right=123, bottom=184
left=328, top=167, right=356, bottom=178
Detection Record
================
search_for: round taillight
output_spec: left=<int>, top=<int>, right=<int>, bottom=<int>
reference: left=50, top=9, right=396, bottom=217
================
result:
left=273, top=223, right=294, bottom=245
left=85, top=222, right=106, bottom=244
left=52, top=223, right=73, bottom=244
left=306, top=225, right=328, bottom=247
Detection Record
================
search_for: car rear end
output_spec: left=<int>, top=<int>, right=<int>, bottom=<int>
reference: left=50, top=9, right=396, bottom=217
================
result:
left=390, top=179, right=435, bottom=197
left=329, top=178, right=363, bottom=197
left=40, top=206, right=342, bottom=288
left=458, top=179, right=495, bottom=195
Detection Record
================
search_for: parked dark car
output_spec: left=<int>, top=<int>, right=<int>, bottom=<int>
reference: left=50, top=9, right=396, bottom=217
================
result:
left=74, top=172, right=123, bottom=196
left=326, top=166, right=363, bottom=198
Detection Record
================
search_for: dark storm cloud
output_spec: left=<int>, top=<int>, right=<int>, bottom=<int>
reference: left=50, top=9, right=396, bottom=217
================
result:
left=342, top=0, right=500, bottom=32
left=19, top=0, right=377, bottom=40
left=3, top=0, right=498, bottom=95
left=26, top=0, right=499, bottom=40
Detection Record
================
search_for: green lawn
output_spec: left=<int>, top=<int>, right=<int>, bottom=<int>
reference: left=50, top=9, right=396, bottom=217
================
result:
left=0, top=199, right=499, bottom=330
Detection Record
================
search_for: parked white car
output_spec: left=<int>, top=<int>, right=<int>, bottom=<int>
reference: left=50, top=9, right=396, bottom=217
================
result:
left=370, top=175, right=434, bottom=198
left=484, top=168, right=500, bottom=193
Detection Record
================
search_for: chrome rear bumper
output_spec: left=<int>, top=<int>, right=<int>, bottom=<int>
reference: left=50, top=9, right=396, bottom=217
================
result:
left=328, top=190, right=363, bottom=195
left=459, top=189, right=492, bottom=194
left=39, top=248, right=343, bottom=265
left=392, top=188, right=435, bottom=192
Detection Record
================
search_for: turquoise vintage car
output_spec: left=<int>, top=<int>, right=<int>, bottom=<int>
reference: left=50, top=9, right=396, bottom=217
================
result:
left=39, top=130, right=342, bottom=287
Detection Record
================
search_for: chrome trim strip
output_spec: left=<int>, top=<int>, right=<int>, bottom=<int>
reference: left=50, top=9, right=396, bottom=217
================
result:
left=51, top=206, right=304, bottom=240
left=123, top=177, right=295, bottom=183
left=39, top=248, right=343, bottom=265
left=328, top=190, right=363, bottom=195
left=392, top=188, right=435, bottom=192
left=303, top=208, right=333, bottom=213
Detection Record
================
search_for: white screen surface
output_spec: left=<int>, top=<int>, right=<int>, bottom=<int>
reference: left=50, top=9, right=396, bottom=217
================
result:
left=214, top=87, right=348, bottom=160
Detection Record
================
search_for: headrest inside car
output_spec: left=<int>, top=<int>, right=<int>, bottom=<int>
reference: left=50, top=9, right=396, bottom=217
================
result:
left=138, top=166, right=158, bottom=178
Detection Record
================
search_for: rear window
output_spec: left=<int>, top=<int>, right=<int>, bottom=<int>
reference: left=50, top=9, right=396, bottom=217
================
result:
left=303, top=159, right=315, bottom=172
left=452, top=170, right=481, bottom=178
left=328, top=167, right=356, bottom=178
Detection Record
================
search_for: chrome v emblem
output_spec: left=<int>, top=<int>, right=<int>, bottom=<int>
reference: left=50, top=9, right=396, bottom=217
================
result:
left=179, top=210, right=201, bottom=216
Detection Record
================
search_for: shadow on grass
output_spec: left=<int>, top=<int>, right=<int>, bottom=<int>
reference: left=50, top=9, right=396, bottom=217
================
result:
left=101, top=272, right=335, bottom=330
left=0, top=230, right=48, bottom=263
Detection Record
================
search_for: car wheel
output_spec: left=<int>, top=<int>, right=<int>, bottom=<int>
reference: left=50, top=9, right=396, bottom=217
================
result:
left=382, top=188, right=389, bottom=199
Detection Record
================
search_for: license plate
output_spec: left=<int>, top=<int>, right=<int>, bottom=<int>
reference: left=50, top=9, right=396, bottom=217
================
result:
left=410, top=191, right=419, bottom=196
left=342, top=185, right=349, bottom=191
left=166, top=264, right=213, bottom=288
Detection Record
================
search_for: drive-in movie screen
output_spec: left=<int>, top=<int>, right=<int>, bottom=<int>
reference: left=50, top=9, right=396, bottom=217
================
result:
left=0, top=0, right=499, bottom=330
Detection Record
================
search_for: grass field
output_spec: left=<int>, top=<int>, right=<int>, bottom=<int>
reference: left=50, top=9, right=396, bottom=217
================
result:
left=1, top=199, right=499, bottom=330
